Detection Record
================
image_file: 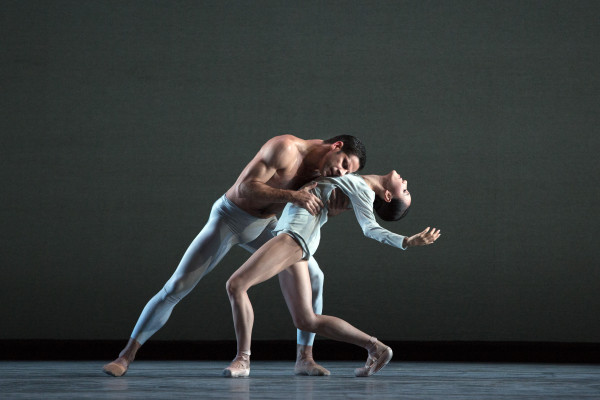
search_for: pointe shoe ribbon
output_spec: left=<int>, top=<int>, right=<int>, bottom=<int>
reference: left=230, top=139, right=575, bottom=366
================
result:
left=354, top=346, right=393, bottom=377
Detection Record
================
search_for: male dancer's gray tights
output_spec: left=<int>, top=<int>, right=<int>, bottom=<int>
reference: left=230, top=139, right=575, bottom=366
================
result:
left=130, top=195, right=324, bottom=345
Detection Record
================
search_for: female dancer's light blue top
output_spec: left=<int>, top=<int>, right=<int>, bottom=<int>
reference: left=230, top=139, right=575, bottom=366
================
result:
left=274, top=173, right=407, bottom=259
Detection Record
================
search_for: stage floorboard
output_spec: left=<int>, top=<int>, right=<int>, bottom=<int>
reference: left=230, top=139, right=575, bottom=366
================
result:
left=1, top=361, right=598, bottom=399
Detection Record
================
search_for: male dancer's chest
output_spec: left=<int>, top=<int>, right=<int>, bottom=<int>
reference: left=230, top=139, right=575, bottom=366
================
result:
left=251, top=169, right=319, bottom=216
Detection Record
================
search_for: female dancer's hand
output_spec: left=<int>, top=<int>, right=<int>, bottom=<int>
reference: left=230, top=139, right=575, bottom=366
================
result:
left=404, top=227, right=441, bottom=247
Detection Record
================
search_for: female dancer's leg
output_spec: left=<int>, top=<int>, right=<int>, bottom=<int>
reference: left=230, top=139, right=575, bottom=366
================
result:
left=226, top=234, right=304, bottom=354
left=277, top=261, right=371, bottom=347
left=278, top=262, right=394, bottom=377
left=225, top=234, right=392, bottom=377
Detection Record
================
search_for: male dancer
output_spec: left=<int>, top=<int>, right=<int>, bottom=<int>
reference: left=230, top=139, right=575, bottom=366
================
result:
left=103, top=134, right=366, bottom=377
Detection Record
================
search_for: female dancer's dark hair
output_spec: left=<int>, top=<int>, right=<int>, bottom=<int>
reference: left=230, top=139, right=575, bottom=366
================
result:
left=373, top=195, right=410, bottom=221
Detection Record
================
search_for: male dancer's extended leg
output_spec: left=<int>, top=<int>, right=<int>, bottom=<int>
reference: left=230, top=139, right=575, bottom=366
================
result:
left=241, top=226, right=329, bottom=375
left=103, top=210, right=240, bottom=377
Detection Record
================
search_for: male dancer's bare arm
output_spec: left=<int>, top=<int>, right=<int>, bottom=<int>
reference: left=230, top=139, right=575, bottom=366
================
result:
left=236, top=138, right=324, bottom=215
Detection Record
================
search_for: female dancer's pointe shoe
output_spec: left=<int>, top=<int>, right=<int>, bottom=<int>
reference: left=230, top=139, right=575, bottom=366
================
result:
left=102, top=358, right=128, bottom=377
left=354, top=346, right=393, bottom=377
left=223, top=355, right=250, bottom=378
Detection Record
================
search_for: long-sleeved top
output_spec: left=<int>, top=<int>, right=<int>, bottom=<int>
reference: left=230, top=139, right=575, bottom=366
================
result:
left=274, top=173, right=407, bottom=259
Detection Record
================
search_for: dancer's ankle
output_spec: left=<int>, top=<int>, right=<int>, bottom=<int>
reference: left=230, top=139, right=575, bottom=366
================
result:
left=236, top=350, right=251, bottom=360
left=364, top=336, right=380, bottom=355
left=118, top=338, right=141, bottom=364
left=296, top=344, right=314, bottom=361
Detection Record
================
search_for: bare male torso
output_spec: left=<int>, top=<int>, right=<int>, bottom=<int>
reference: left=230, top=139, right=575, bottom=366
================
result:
left=225, top=135, right=325, bottom=218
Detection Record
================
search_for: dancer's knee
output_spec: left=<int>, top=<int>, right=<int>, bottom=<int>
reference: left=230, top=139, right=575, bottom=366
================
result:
left=309, top=267, right=324, bottom=312
left=163, top=276, right=195, bottom=301
left=292, top=313, right=318, bottom=332
left=225, top=276, right=246, bottom=300
left=311, top=268, right=324, bottom=292
left=307, top=259, right=325, bottom=292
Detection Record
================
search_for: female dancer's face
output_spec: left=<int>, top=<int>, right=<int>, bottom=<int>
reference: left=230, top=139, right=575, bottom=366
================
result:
left=385, top=170, right=411, bottom=206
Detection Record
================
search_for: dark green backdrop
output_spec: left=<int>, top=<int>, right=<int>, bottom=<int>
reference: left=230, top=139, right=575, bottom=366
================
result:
left=2, top=1, right=599, bottom=343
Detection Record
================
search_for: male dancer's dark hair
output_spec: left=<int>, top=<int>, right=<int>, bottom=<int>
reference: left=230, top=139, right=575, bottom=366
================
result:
left=323, top=135, right=367, bottom=170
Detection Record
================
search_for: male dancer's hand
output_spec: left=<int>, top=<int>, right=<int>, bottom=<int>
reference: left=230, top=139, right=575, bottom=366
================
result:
left=327, top=189, right=350, bottom=217
left=404, top=227, right=441, bottom=247
left=292, top=182, right=324, bottom=216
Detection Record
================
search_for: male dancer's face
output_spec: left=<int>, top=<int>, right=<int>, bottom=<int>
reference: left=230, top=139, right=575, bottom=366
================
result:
left=319, top=144, right=360, bottom=177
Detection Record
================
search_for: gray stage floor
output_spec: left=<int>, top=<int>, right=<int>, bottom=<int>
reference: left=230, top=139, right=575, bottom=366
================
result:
left=0, top=361, right=598, bottom=399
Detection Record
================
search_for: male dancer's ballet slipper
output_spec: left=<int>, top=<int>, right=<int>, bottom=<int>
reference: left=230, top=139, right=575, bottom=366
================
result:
left=223, top=353, right=250, bottom=378
left=102, top=360, right=128, bottom=377
left=294, top=360, right=331, bottom=376
left=354, top=345, right=393, bottom=377
left=295, top=345, right=331, bottom=376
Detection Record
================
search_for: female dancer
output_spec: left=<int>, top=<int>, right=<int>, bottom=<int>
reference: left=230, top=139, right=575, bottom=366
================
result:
left=224, top=171, right=440, bottom=377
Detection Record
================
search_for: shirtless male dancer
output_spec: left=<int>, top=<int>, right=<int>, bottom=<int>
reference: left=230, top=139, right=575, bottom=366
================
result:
left=102, top=134, right=367, bottom=377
